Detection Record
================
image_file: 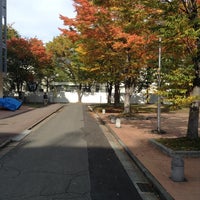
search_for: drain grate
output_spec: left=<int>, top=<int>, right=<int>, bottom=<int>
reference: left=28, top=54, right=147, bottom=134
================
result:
left=136, top=182, right=154, bottom=193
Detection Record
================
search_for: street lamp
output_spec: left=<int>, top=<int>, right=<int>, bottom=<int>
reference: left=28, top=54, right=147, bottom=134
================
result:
left=157, top=37, right=162, bottom=133
left=152, top=37, right=165, bottom=134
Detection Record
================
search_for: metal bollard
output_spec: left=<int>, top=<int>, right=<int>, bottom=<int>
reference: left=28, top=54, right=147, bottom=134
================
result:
left=171, top=155, right=185, bottom=182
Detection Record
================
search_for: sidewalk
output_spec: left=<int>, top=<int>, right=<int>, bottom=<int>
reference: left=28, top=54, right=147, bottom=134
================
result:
left=0, top=103, right=64, bottom=147
left=97, top=110, right=200, bottom=200
left=0, top=104, right=199, bottom=200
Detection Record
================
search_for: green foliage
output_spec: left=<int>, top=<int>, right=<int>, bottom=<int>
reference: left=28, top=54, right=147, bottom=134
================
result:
left=7, top=24, right=20, bottom=39
left=166, top=96, right=196, bottom=110
left=46, top=35, right=94, bottom=90
left=46, top=35, right=73, bottom=82
left=159, top=56, right=195, bottom=109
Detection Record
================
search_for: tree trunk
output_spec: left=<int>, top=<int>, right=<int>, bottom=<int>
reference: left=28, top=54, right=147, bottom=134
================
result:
left=124, top=80, right=133, bottom=113
left=107, top=82, right=113, bottom=104
left=46, top=79, right=49, bottom=92
left=114, top=82, right=120, bottom=105
left=187, top=101, right=199, bottom=139
left=146, top=87, right=149, bottom=104
left=185, top=1, right=200, bottom=139
left=77, top=83, right=83, bottom=103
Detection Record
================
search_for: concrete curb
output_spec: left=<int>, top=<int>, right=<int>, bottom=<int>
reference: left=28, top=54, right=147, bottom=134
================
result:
left=0, top=138, right=12, bottom=148
left=88, top=106, right=174, bottom=200
left=105, top=123, right=174, bottom=200
left=26, top=104, right=65, bottom=130
left=0, top=105, right=65, bottom=148
left=150, top=139, right=200, bottom=158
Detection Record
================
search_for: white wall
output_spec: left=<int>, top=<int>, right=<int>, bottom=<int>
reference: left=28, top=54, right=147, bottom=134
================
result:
left=25, top=91, right=157, bottom=104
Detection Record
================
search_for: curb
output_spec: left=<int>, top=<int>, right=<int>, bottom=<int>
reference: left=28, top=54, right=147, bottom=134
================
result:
left=104, top=123, right=174, bottom=200
left=0, top=105, right=65, bottom=149
left=101, top=122, right=174, bottom=200
left=150, top=139, right=200, bottom=158
left=26, top=104, right=65, bottom=130
left=0, top=138, right=12, bottom=148
left=89, top=106, right=175, bottom=200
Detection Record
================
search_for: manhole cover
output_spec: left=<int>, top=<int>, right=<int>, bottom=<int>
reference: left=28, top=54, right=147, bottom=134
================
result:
left=136, top=183, right=154, bottom=193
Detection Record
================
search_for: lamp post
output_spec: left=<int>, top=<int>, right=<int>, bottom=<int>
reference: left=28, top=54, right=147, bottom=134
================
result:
left=157, top=37, right=162, bottom=133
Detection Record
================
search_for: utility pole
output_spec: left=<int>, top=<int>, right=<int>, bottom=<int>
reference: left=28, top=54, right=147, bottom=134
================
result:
left=0, top=0, right=7, bottom=97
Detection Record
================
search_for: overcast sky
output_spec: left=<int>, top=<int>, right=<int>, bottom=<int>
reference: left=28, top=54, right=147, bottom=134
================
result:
left=7, top=0, right=75, bottom=43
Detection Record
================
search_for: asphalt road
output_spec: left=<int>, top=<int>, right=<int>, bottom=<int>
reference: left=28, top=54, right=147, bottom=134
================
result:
left=0, top=103, right=143, bottom=200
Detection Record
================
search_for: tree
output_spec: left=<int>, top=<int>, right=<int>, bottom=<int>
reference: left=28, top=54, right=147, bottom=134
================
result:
left=59, top=0, right=119, bottom=102
left=47, top=35, right=93, bottom=102
left=181, top=0, right=200, bottom=139
left=178, top=0, right=200, bottom=139
left=29, top=38, right=53, bottom=92
left=7, top=37, right=34, bottom=95
left=60, top=0, right=156, bottom=110
left=152, top=0, right=200, bottom=139
left=95, top=0, right=157, bottom=113
left=7, top=24, right=20, bottom=39
left=7, top=35, right=54, bottom=95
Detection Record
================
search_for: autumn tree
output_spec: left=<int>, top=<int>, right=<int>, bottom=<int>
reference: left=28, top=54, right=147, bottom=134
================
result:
left=60, top=0, right=156, bottom=109
left=7, top=37, right=35, bottom=95
left=29, top=38, right=53, bottom=92
left=59, top=0, right=118, bottom=102
left=7, top=36, right=54, bottom=95
left=47, top=35, right=93, bottom=102
left=93, top=0, right=157, bottom=112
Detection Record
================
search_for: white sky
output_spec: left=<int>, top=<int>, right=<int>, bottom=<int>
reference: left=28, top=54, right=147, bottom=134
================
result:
left=7, top=0, right=75, bottom=43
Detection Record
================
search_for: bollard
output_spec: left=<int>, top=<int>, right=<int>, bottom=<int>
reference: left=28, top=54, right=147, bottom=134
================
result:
left=115, top=118, right=121, bottom=128
left=102, top=109, right=106, bottom=114
left=171, top=155, right=185, bottom=182
left=110, top=116, right=116, bottom=124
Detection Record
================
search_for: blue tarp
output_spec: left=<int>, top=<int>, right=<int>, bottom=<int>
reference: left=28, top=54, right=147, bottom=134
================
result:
left=0, top=97, right=22, bottom=111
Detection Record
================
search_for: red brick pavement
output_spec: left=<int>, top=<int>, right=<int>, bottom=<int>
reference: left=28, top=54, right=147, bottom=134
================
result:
left=98, top=110, right=200, bottom=200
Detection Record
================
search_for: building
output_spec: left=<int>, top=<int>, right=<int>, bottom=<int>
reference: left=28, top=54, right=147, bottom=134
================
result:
left=0, top=0, right=7, bottom=97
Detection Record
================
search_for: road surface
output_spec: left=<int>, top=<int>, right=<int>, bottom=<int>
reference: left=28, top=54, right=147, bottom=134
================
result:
left=0, top=103, right=155, bottom=200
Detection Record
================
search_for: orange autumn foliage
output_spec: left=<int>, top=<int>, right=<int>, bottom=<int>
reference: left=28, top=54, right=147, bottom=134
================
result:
left=29, top=38, right=52, bottom=67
